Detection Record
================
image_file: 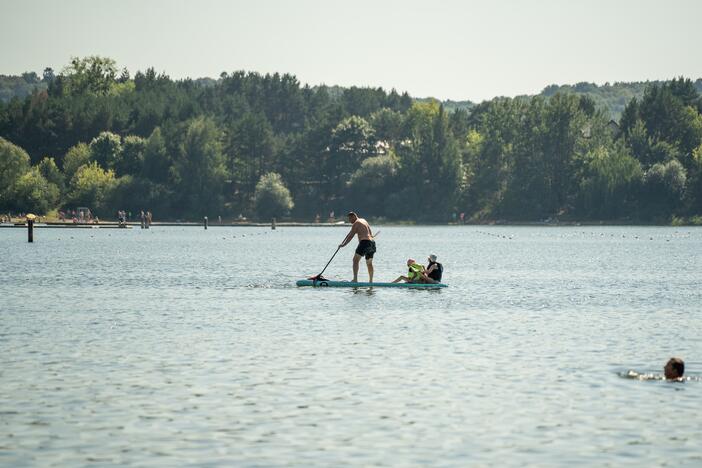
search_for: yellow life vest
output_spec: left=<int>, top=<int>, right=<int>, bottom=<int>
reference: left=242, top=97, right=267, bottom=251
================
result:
left=408, top=263, right=425, bottom=281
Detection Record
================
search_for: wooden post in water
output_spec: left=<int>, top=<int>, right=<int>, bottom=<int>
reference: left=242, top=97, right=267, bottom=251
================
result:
left=271, top=217, right=276, bottom=230
left=26, top=213, right=36, bottom=243
left=204, top=216, right=208, bottom=230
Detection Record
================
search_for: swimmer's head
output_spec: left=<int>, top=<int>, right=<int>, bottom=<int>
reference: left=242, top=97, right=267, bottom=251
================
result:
left=664, top=357, right=685, bottom=380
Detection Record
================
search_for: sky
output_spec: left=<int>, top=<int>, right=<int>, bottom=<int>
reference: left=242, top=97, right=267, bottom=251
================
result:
left=1, top=0, right=701, bottom=102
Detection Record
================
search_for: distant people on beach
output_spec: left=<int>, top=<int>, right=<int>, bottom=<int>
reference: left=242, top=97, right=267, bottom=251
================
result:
left=138, top=210, right=153, bottom=228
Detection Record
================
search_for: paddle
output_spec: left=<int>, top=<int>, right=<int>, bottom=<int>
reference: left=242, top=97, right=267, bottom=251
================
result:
left=308, top=245, right=341, bottom=281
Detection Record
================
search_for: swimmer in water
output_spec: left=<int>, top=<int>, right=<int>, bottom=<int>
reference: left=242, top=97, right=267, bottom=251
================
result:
left=622, top=357, right=688, bottom=381
left=664, top=357, right=685, bottom=381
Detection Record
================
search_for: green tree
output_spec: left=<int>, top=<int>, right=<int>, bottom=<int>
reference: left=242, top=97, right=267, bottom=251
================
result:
left=116, top=135, right=146, bottom=176
left=461, top=98, right=524, bottom=219
left=540, top=93, right=589, bottom=214
left=68, top=161, right=117, bottom=214
left=225, top=112, right=275, bottom=206
left=676, top=105, right=702, bottom=170
left=331, top=116, right=375, bottom=153
left=171, top=117, right=227, bottom=216
left=391, top=102, right=462, bottom=220
left=648, top=140, right=682, bottom=166
left=642, top=159, right=687, bottom=218
left=619, top=98, right=640, bottom=136
left=61, top=56, right=118, bottom=96
left=626, top=119, right=652, bottom=165
left=253, top=172, right=294, bottom=219
left=577, top=145, right=643, bottom=218
left=498, top=97, right=550, bottom=218
left=42, top=67, right=55, bottom=83
left=0, top=137, right=31, bottom=210
left=369, top=108, right=403, bottom=144
left=108, top=174, right=173, bottom=216
left=89, top=131, right=122, bottom=170
left=346, top=152, right=399, bottom=217
left=37, top=157, right=65, bottom=193
left=141, top=127, right=171, bottom=183
left=638, top=83, right=702, bottom=159
left=63, top=143, right=91, bottom=181
left=324, top=115, right=376, bottom=197
left=685, top=144, right=702, bottom=214
left=11, top=168, right=60, bottom=214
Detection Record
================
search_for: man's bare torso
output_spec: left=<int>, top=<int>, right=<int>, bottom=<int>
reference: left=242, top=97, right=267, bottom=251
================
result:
left=353, top=218, right=373, bottom=241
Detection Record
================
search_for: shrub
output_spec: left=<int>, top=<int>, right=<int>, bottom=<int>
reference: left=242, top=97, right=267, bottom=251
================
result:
left=253, top=172, right=294, bottom=219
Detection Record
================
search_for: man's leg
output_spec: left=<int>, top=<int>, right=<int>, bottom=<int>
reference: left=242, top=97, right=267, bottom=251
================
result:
left=366, top=258, right=374, bottom=283
left=352, top=254, right=361, bottom=282
left=422, top=273, right=437, bottom=284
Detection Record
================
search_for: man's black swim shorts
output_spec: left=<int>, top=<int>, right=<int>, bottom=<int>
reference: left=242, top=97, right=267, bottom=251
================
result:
left=355, top=240, right=376, bottom=259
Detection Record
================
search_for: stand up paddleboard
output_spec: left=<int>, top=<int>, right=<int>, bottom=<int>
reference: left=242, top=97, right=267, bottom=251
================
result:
left=296, top=279, right=447, bottom=289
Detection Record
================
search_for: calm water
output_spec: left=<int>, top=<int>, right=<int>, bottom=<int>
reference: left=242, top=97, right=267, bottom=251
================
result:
left=1, top=225, right=701, bottom=466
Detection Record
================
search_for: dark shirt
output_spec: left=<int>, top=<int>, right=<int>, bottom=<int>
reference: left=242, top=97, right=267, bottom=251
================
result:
left=427, top=261, right=443, bottom=282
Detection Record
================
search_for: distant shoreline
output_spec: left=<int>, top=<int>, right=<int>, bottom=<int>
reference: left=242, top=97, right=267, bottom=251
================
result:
left=2, top=220, right=701, bottom=228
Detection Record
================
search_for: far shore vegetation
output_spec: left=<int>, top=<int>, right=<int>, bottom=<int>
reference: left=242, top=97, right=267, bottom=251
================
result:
left=1, top=57, right=701, bottom=225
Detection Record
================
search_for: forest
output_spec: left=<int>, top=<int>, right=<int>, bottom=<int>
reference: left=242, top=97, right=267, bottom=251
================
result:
left=1, top=57, right=701, bottom=223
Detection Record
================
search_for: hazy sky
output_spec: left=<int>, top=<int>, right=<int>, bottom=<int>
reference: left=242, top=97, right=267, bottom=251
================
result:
left=2, top=0, right=701, bottom=102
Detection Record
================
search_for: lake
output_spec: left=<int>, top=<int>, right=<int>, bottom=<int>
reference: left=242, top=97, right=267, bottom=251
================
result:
left=1, top=225, right=701, bottom=466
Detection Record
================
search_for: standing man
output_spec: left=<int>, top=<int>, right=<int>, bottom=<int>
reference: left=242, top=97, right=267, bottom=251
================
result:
left=339, top=212, right=376, bottom=283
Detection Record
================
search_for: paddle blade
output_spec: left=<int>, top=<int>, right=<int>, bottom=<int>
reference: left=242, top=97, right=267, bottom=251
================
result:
left=307, top=274, right=328, bottom=281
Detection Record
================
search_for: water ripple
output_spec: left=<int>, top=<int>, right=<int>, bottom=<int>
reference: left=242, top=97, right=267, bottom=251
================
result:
left=1, top=226, right=701, bottom=465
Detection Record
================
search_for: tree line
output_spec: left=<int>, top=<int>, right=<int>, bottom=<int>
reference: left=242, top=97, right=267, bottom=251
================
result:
left=541, top=79, right=702, bottom=120
left=1, top=56, right=701, bottom=223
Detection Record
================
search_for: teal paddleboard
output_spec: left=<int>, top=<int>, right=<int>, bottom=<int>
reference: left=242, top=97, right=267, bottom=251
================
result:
left=296, top=279, right=447, bottom=288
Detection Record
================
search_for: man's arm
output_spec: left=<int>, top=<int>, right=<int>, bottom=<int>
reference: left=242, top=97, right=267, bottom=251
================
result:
left=339, top=224, right=356, bottom=247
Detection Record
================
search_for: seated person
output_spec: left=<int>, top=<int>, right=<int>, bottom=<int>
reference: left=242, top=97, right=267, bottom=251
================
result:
left=426, top=254, right=443, bottom=283
left=392, top=259, right=431, bottom=284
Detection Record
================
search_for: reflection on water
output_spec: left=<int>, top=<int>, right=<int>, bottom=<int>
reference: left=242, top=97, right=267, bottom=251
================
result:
left=350, top=287, right=377, bottom=297
left=1, top=226, right=701, bottom=466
